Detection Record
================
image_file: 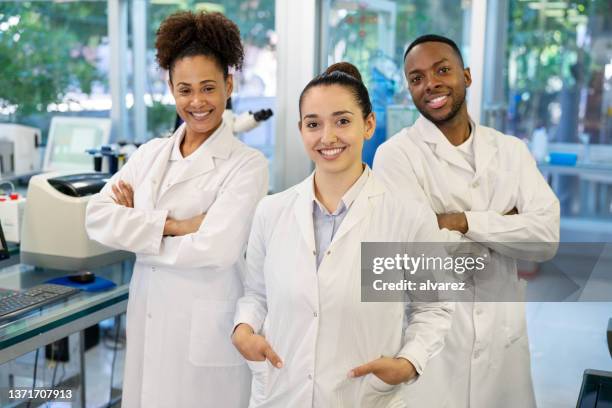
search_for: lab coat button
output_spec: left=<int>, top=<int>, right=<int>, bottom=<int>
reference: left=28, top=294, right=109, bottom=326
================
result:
left=475, top=307, right=482, bottom=316
left=313, top=311, right=318, bottom=317
left=312, top=250, right=316, bottom=256
left=326, top=250, right=331, bottom=255
left=472, top=180, right=480, bottom=188
left=147, top=313, right=152, bottom=319
left=307, top=374, right=313, bottom=380
left=473, top=350, right=481, bottom=359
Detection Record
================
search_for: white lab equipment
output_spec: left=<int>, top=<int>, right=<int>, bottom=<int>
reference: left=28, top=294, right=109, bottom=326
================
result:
left=531, top=127, right=549, bottom=162
left=222, top=109, right=274, bottom=134
left=20, top=172, right=131, bottom=271
left=43, top=117, right=111, bottom=172
left=0, top=193, right=26, bottom=243
left=0, top=124, right=41, bottom=177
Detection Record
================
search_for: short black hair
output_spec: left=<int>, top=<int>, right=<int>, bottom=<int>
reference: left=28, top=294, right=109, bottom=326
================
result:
left=403, top=34, right=464, bottom=67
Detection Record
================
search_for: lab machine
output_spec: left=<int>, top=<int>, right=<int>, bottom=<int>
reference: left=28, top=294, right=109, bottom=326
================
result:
left=0, top=123, right=41, bottom=177
left=20, top=172, right=130, bottom=271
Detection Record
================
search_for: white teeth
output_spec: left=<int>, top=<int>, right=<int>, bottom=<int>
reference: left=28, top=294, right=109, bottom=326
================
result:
left=320, top=147, right=344, bottom=156
left=430, top=95, right=446, bottom=103
left=192, top=111, right=211, bottom=119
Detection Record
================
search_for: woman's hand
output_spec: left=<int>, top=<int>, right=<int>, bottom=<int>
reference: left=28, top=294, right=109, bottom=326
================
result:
left=111, top=180, right=134, bottom=208
left=231, top=323, right=283, bottom=368
left=349, top=356, right=416, bottom=385
left=163, top=214, right=206, bottom=236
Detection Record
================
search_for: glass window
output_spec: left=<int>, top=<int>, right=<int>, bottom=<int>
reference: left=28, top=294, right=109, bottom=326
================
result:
left=0, top=1, right=110, bottom=142
left=320, top=0, right=471, bottom=166
left=485, top=0, right=612, bottom=221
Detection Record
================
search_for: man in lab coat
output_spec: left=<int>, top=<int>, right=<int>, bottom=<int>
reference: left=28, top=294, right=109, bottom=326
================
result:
left=373, top=34, right=560, bottom=408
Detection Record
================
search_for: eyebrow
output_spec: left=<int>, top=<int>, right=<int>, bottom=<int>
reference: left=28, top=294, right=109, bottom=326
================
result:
left=407, top=58, right=449, bottom=76
left=176, top=80, right=217, bottom=87
left=302, top=110, right=354, bottom=120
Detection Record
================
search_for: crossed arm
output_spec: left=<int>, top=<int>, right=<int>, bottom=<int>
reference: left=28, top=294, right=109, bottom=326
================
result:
left=111, top=180, right=205, bottom=237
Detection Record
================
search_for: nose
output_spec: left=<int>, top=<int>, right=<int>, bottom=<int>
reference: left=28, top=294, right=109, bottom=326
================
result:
left=424, top=72, right=443, bottom=93
left=189, top=93, right=206, bottom=108
left=321, top=125, right=338, bottom=145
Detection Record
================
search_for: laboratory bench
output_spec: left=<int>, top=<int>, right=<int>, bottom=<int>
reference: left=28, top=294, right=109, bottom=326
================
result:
left=0, top=247, right=133, bottom=407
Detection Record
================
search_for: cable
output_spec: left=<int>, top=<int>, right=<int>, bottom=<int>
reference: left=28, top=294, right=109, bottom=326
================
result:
left=26, top=348, right=39, bottom=408
left=51, top=361, right=59, bottom=389
left=58, top=363, right=66, bottom=387
left=107, top=316, right=121, bottom=408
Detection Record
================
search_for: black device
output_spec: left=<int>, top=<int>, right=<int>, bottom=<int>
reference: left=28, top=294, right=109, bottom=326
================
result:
left=607, top=319, right=612, bottom=357
left=577, top=369, right=612, bottom=408
left=47, top=173, right=110, bottom=197
left=0, top=283, right=79, bottom=322
left=67, top=271, right=96, bottom=284
left=0, top=220, right=9, bottom=261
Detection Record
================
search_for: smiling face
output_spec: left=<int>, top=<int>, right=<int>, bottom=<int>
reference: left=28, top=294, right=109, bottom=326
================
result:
left=299, top=84, right=375, bottom=176
left=404, top=41, right=471, bottom=125
left=170, top=54, right=232, bottom=139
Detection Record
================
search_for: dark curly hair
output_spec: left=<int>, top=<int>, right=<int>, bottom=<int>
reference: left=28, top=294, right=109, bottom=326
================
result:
left=155, top=11, right=244, bottom=81
left=299, top=62, right=372, bottom=119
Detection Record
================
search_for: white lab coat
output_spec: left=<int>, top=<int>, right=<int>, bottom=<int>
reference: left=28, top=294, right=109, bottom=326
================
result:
left=373, top=116, right=560, bottom=408
left=86, top=121, right=268, bottom=408
left=234, top=169, right=455, bottom=408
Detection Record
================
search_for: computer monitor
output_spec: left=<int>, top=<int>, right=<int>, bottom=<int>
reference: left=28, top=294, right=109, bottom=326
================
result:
left=577, top=369, right=612, bottom=408
left=43, top=117, right=111, bottom=172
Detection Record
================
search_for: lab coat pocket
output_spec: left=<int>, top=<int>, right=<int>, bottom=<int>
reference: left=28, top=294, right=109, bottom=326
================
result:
left=188, top=299, right=245, bottom=367
left=503, top=299, right=527, bottom=348
left=359, top=374, right=404, bottom=408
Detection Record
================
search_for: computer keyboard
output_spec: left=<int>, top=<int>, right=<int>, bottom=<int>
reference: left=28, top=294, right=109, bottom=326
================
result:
left=0, top=284, right=80, bottom=321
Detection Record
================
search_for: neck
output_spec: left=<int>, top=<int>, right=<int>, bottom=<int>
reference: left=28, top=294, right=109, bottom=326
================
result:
left=181, top=121, right=221, bottom=157
left=436, top=106, right=471, bottom=146
left=314, top=162, right=364, bottom=213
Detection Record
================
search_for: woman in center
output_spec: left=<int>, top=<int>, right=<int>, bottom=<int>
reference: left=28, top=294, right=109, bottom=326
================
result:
left=232, top=62, right=454, bottom=407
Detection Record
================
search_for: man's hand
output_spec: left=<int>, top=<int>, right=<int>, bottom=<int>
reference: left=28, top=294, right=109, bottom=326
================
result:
left=349, top=356, right=416, bottom=385
left=436, top=212, right=468, bottom=234
left=231, top=323, right=283, bottom=368
left=112, top=180, right=134, bottom=208
left=163, top=214, right=206, bottom=236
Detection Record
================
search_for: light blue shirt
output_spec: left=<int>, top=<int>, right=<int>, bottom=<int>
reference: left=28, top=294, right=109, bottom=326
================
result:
left=312, top=166, right=370, bottom=269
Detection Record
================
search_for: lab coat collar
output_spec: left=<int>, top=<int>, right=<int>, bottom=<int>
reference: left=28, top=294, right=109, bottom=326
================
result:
left=149, top=120, right=235, bottom=203
left=294, top=166, right=383, bottom=254
left=171, top=120, right=235, bottom=183
left=472, top=123, right=497, bottom=179
left=311, top=165, right=369, bottom=216
left=414, top=115, right=475, bottom=173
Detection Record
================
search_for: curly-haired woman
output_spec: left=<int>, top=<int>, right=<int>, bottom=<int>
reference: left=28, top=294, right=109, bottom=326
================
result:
left=86, top=11, right=268, bottom=407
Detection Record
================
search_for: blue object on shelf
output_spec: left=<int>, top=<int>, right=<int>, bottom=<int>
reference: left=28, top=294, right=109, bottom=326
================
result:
left=45, top=276, right=116, bottom=292
left=549, top=152, right=578, bottom=166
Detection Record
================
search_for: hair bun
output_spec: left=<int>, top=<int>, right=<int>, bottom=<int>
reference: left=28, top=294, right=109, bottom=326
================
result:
left=324, top=62, right=363, bottom=82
